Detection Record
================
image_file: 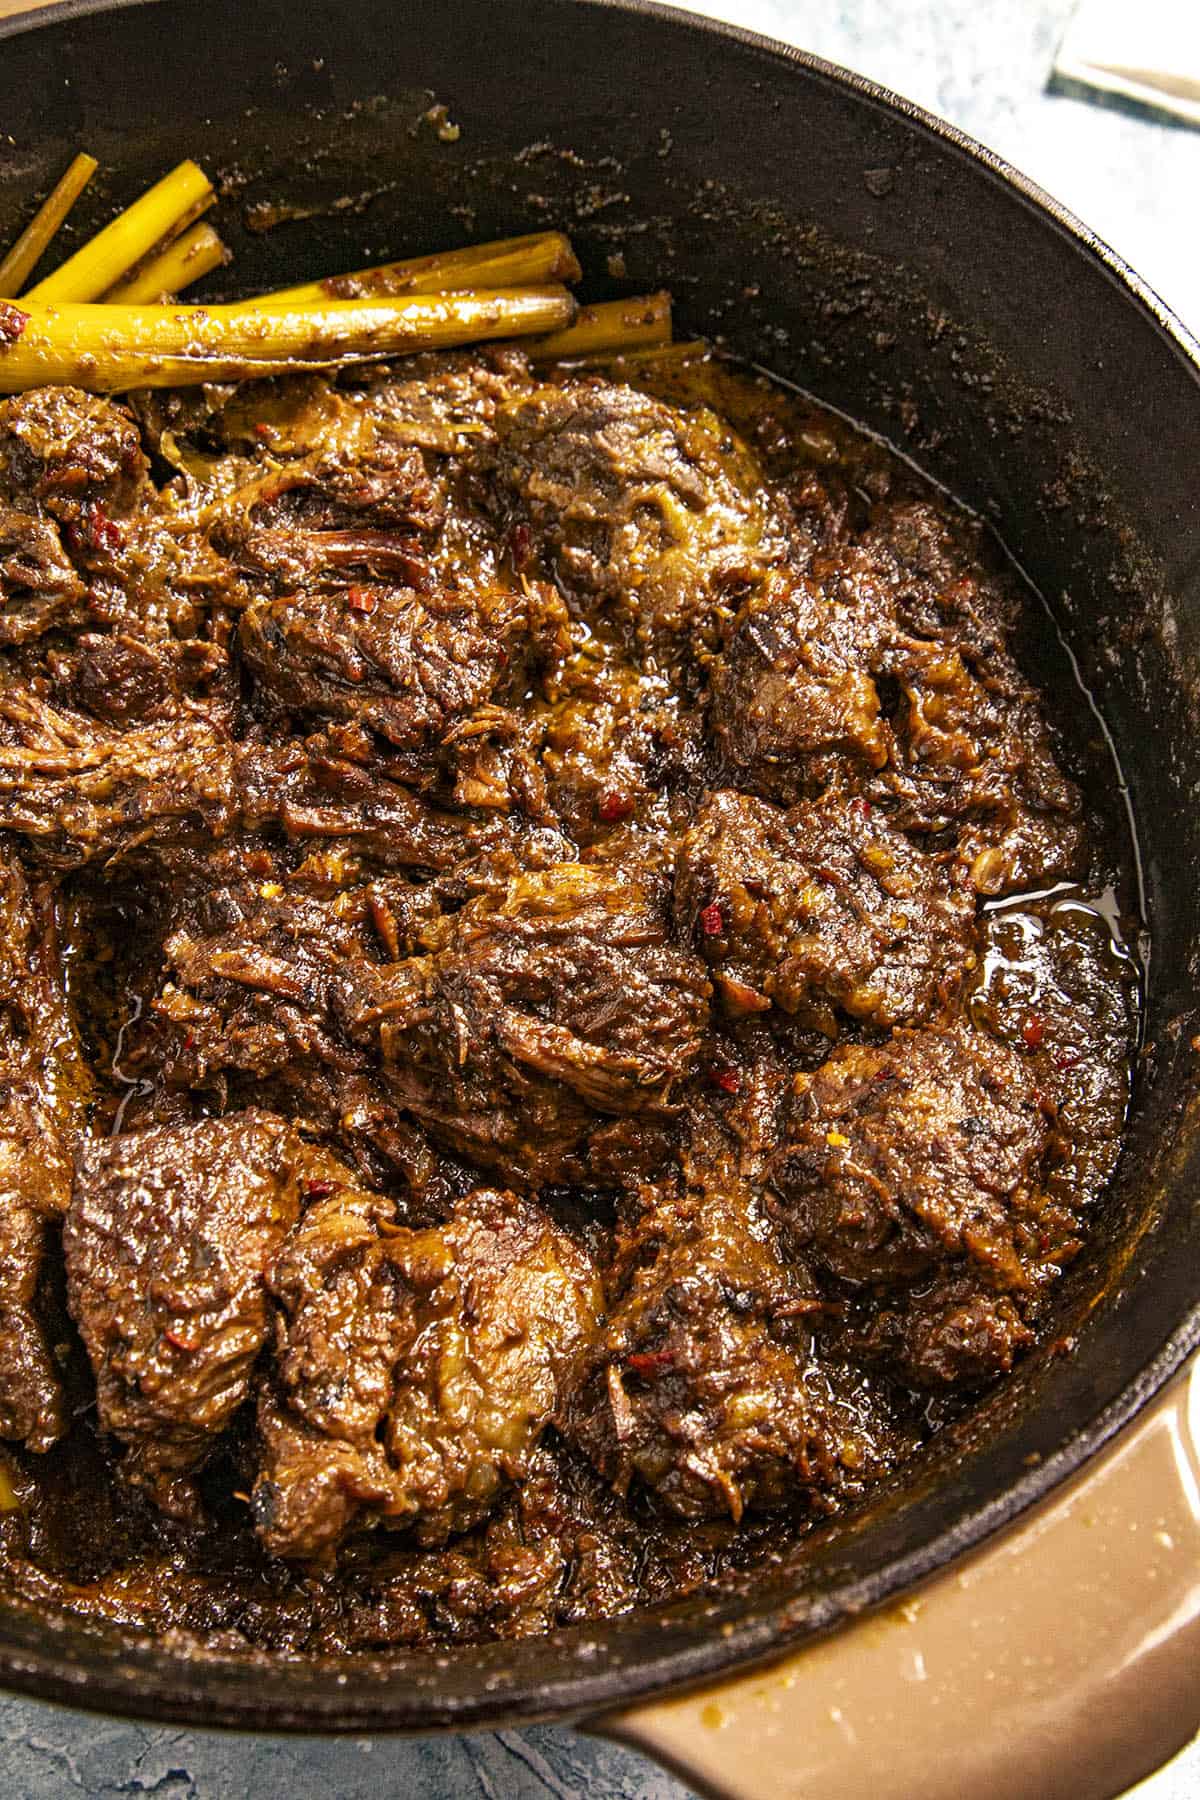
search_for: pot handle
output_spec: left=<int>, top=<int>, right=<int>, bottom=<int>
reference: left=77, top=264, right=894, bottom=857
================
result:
left=591, top=1356, right=1200, bottom=1800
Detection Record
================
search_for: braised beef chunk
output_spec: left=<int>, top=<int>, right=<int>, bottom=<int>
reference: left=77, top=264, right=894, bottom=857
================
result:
left=855, top=498, right=1023, bottom=653
left=0, top=505, right=87, bottom=646
left=221, top=441, right=443, bottom=592
left=872, top=640, right=1085, bottom=895
left=115, top=844, right=444, bottom=1191
left=240, top=582, right=566, bottom=752
left=0, top=692, right=238, bottom=870
left=486, top=376, right=782, bottom=668
left=339, top=863, right=711, bottom=1185
left=147, top=355, right=535, bottom=610
left=773, top=1023, right=1051, bottom=1290
left=0, top=387, right=240, bottom=686
left=675, top=789, right=973, bottom=1032
left=540, top=637, right=704, bottom=845
left=0, top=347, right=1138, bottom=1654
left=178, top=376, right=449, bottom=599
left=255, top=1183, right=601, bottom=1557
left=240, top=584, right=497, bottom=747
left=769, top=1023, right=1067, bottom=1390
left=852, top=1277, right=1034, bottom=1392
left=709, top=549, right=1083, bottom=898
left=569, top=1132, right=888, bottom=1522
left=968, top=890, right=1136, bottom=1208
left=708, top=568, right=891, bottom=803
left=0, top=850, right=88, bottom=1450
left=135, top=852, right=384, bottom=1092
left=0, top=387, right=150, bottom=523
left=48, top=631, right=227, bottom=727
left=0, top=690, right=531, bottom=875
left=235, top=735, right=527, bottom=873
left=252, top=1179, right=414, bottom=1559
left=64, top=1113, right=305, bottom=1515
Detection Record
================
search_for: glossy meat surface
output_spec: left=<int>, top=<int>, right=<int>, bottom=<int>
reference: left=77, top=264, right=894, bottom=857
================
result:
left=675, top=787, right=973, bottom=1032
left=0, top=850, right=85, bottom=1449
left=569, top=1126, right=889, bottom=1523
left=257, top=1182, right=601, bottom=1557
left=339, top=863, right=712, bottom=1186
left=64, top=1113, right=305, bottom=1515
left=0, top=352, right=1137, bottom=1656
left=486, top=379, right=782, bottom=669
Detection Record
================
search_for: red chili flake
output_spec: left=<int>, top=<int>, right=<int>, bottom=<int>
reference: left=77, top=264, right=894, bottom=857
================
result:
left=0, top=303, right=29, bottom=346
left=304, top=1178, right=335, bottom=1200
left=1021, top=1015, right=1045, bottom=1049
left=253, top=422, right=273, bottom=439
left=626, top=1349, right=675, bottom=1376
left=346, top=585, right=377, bottom=614
left=707, top=1064, right=740, bottom=1094
left=598, top=790, right=634, bottom=824
left=700, top=902, right=724, bottom=936
left=163, top=1328, right=198, bottom=1353
left=66, top=502, right=123, bottom=556
left=510, top=521, right=532, bottom=568
left=855, top=798, right=872, bottom=818
left=182, top=1032, right=195, bottom=1051
left=86, top=501, right=122, bottom=551
left=1054, top=1052, right=1081, bottom=1072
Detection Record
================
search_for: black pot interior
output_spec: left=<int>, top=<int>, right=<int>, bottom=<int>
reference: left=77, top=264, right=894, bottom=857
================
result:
left=0, top=0, right=1198, bottom=1731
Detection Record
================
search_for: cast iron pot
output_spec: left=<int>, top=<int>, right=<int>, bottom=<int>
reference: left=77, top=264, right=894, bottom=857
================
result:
left=0, top=2, right=1198, bottom=1794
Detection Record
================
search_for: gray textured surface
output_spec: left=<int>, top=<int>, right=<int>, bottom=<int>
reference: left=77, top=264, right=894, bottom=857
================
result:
left=1, top=2, right=1196, bottom=1795
left=0, top=1716, right=694, bottom=1798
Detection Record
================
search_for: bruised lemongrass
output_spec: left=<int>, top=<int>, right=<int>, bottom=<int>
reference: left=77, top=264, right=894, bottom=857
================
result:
left=0, top=286, right=576, bottom=394
left=106, top=222, right=230, bottom=303
left=0, top=153, right=99, bottom=299
left=243, top=230, right=581, bottom=309
left=526, top=290, right=672, bottom=363
left=622, top=338, right=706, bottom=361
left=25, top=160, right=214, bottom=305
left=575, top=338, right=708, bottom=371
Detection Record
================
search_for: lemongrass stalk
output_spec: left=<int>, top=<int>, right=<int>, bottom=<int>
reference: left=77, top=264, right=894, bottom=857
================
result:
left=243, top=230, right=581, bottom=309
left=0, top=154, right=99, bottom=299
left=541, top=338, right=707, bottom=374
left=106, top=222, right=229, bottom=303
left=613, top=338, right=707, bottom=363
left=0, top=287, right=576, bottom=394
left=526, top=291, right=672, bottom=363
left=24, top=160, right=213, bottom=305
